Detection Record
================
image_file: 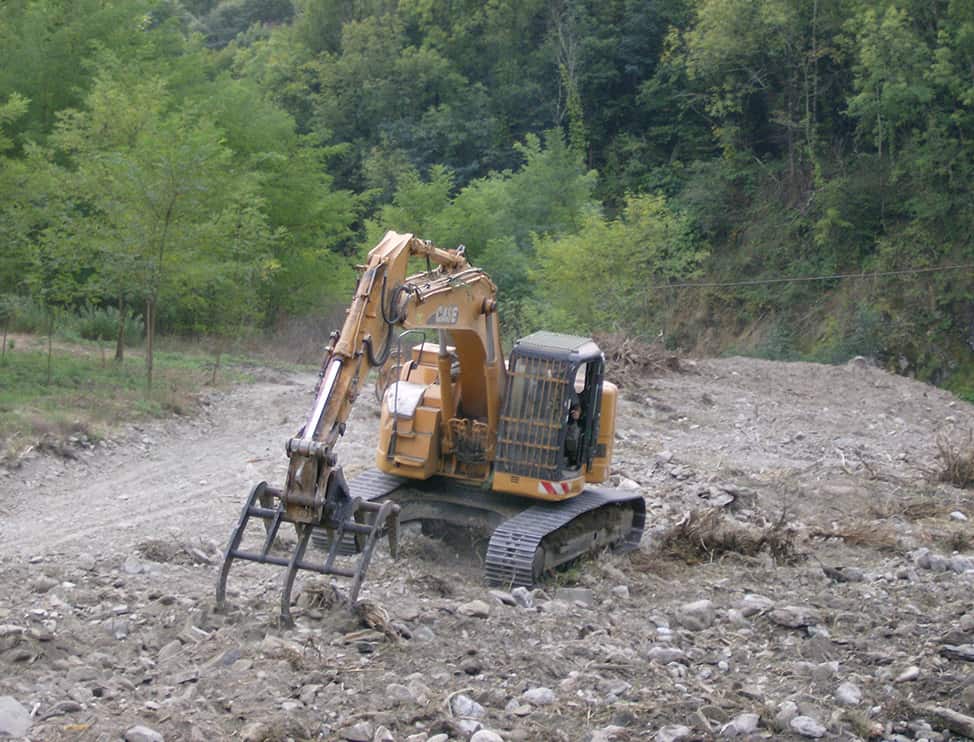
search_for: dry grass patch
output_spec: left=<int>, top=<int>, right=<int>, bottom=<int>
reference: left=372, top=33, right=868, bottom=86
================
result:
left=809, top=522, right=900, bottom=551
left=650, top=508, right=801, bottom=565
left=936, top=430, right=974, bottom=489
left=867, top=493, right=950, bottom=521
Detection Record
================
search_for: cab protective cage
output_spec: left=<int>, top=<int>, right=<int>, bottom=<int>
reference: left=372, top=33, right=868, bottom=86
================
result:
left=494, top=331, right=604, bottom=481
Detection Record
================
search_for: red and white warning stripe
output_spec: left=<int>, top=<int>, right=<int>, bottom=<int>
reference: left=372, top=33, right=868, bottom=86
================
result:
left=537, top=480, right=572, bottom=496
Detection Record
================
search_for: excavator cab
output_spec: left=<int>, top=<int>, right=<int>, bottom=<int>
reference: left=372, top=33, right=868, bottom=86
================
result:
left=493, top=332, right=615, bottom=499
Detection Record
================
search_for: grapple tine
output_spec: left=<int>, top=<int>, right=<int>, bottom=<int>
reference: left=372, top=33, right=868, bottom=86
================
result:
left=347, top=500, right=400, bottom=604
left=215, top=482, right=266, bottom=612
left=280, top=524, right=312, bottom=628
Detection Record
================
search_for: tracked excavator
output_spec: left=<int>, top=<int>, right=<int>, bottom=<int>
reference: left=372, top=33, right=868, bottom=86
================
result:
left=216, top=231, right=645, bottom=625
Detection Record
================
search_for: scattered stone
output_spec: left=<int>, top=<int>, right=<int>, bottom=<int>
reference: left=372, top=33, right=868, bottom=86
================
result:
left=676, top=599, right=715, bottom=631
left=521, top=687, right=556, bottom=706
left=656, top=725, right=692, bottom=742
left=950, top=511, right=969, bottom=522
left=895, top=665, right=920, bottom=683
left=511, top=586, right=534, bottom=609
left=451, top=693, right=486, bottom=719
left=489, top=590, right=515, bottom=606
left=386, top=683, right=414, bottom=705
left=470, top=731, right=504, bottom=742
left=769, top=605, right=821, bottom=628
left=554, top=587, right=594, bottom=606
left=373, top=725, right=395, bottom=742
left=123, top=556, right=147, bottom=575
left=835, top=681, right=862, bottom=706
left=341, top=721, right=374, bottom=742
left=458, top=600, right=491, bottom=618
left=0, top=697, right=31, bottom=738
left=790, top=715, right=826, bottom=738
left=941, top=644, right=974, bottom=662
left=773, top=701, right=799, bottom=730
left=124, top=725, right=165, bottom=742
left=646, top=646, right=686, bottom=664
left=239, top=722, right=272, bottom=742
left=31, top=575, right=58, bottom=593
left=720, top=712, right=759, bottom=737
left=610, top=585, right=630, bottom=600
left=738, top=594, right=774, bottom=616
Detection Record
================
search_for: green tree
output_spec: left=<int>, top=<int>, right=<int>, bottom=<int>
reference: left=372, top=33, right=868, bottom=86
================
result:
left=536, top=194, right=706, bottom=335
left=52, top=62, right=267, bottom=390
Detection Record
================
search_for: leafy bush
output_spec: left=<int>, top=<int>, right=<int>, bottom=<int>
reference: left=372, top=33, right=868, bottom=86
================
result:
left=749, top=320, right=798, bottom=362
left=73, top=305, right=144, bottom=346
left=5, top=296, right=49, bottom=334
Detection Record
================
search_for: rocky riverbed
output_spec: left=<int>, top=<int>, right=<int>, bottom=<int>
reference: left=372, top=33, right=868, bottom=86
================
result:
left=1, top=356, right=972, bottom=741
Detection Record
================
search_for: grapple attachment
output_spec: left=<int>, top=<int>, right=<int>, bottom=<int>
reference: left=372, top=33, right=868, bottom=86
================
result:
left=215, top=481, right=400, bottom=627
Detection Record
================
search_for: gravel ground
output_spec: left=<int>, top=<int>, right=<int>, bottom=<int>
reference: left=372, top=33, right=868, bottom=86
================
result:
left=1, top=355, right=973, bottom=742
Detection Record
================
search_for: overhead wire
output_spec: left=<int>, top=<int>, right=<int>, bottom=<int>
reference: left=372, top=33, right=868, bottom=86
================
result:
left=646, top=262, right=974, bottom=290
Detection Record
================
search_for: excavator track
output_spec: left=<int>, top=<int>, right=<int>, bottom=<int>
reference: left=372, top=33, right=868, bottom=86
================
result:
left=484, top=487, right=646, bottom=587
left=332, top=469, right=646, bottom=588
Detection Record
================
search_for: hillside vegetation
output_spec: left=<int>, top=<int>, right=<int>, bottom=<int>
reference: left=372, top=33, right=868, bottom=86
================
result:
left=1, top=0, right=973, bottom=394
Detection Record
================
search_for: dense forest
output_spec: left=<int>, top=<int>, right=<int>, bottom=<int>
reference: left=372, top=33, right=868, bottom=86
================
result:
left=1, top=0, right=973, bottom=393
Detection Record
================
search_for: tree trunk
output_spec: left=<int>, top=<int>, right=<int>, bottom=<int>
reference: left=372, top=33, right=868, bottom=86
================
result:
left=1, top=320, right=7, bottom=362
left=46, top=312, right=54, bottom=386
left=145, top=297, right=155, bottom=393
left=115, top=294, right=126, bottom=362
left=211, top=344, right=222, bottom=385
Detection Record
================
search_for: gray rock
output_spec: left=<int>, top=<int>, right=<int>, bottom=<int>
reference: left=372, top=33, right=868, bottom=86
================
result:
left=720, top=712, right=759, bottom=737
left=835, top=681, right=862, bottom=706
left=0, top=697, right=31, bottom=738
left=457, top=719, right=483, bottom=736
left=124, top=725, right=165, bottom=742
left=31, top=575, right=58, bottom=593
left=470, top=731, right=504, bottom=742
left=646, top=646, right=686, bottom=664
left=158, top=639, right=183, bottom=661
left=427, top=736, right=449, bottom=742
left=373, top=726, right=395, bottom=742
left=489, top=589, right=515, bottom=606
left=458, top=600, right=491, bottom=618
left=554, top=587, right=594, bottom=606
left=894, top=665, right=920, bottom=683
left=123, top=556, right=146, bottom=574
left=386, top=683, right=414, bottom=705
left=941, top=644, right=974, bottom=661
left=950, top=510, right=969, bottom=521
left=610, top=585, right=630, bottom=600
left=451, top=693, right=487, bottom=719
left=676, top=599, right=715, bottom=631
left=511, top=586, right=534, bottom=609
left=590, top=726, right=628, bottom=742
left=790, top=715, right=827, bottom=738
left=950, top=556, right=974, bottom=573
left=521, top=687, right=556, bottom=706
left=341, top=721, right=374, bottom=742
left=769, top=605, right=821, bottom=628
left=412, top=625, right=435, bottom=642
left=738, top=593, right=774, bottom=616
left=773, top=701, right=799, bottom=731
left=656, top=725, right=692, bottom=742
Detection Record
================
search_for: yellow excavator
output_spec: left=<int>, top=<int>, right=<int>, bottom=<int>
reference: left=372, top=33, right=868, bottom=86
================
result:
left=216, top=231, right=645, bottom=625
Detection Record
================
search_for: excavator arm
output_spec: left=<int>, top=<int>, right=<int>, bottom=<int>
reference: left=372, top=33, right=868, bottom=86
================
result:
left=283, top=230, right=502, bottom=525
left=217, top=231, right=505, bottom=623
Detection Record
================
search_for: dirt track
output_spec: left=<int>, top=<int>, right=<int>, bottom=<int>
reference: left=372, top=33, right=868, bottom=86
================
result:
left=1, top=356, right=973, bottom=741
